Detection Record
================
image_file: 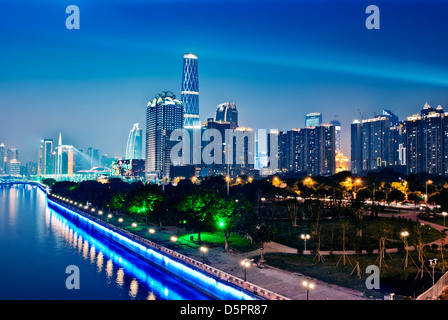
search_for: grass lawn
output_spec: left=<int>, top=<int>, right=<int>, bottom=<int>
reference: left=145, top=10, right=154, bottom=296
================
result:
left=176, top=232, right=259, bottom=253
left=272, top=216, right=442, bottom=252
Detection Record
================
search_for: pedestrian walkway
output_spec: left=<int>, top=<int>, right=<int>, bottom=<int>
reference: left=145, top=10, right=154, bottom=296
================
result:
left=150, top=226, right=368, bottom=300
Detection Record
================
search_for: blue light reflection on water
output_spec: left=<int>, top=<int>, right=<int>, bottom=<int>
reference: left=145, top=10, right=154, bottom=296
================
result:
left=47, top=190, right=256, bottom=301
left=46, top=202, right=207, bottom=300
left=0, top=184, right=211, bottom=300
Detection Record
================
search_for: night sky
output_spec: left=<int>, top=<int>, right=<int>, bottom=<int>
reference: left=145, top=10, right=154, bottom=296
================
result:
left=1, top=0, right=448, bottom=163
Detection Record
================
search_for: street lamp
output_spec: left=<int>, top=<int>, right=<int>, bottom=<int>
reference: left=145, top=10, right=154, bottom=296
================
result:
left=170, top=236, right=178, bottom=247
left=301, top=234, right=310, bottom=253
left=429, top=258, right=438, bottom=287
left=426, top=180, right=433, bottom=206
left=400, top=231, right=410, bottom=269
left=200, top=246, right=208, bottom=264
left=241, top=259, right=252, bottom=282
left=302, top=281, right=315, bottom=300
left=442, top=212, right=447, bottom=227
left=107, top=213, right=112, bottom=222
left=149, top=228, right=155, bottom=240
left=132, top=222, right=137, bottom=235
left=118, top=217, right=123, bottom=224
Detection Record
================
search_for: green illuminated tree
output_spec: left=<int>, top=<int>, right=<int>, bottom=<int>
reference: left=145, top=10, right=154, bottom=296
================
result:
left=108, top=191, right=127, bottom=215
left=211, top=195, right=244, bottom=252
left=177, top=191, right=213, bottom=242
left=127, top=185, right=163, bottom=224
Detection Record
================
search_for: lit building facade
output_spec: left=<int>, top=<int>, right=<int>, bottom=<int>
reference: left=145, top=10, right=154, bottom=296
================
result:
left=125, top=123, right=143, bottom=160
left=278, top=124, right=335, bottom=177
left=146, top=91, right=184, bottom=180
left=351, top=116, right=391, bottom=174
left=305, top=112, right=323, bottom=127
left=405, top=103, right=445, bottom=175
left=215, top=102, right=238, bottom=129
left=181, top=53, right=200, bottom=165
left=0, top=143, right=5, bottom=174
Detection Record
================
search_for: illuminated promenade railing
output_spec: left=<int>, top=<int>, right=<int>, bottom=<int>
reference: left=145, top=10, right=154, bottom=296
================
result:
left=46, top=193, right=289, bottom=300
left=416, top=270, right=448, bottom=300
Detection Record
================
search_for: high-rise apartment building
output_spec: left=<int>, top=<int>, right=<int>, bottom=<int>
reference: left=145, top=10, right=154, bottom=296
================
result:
left=125, top=123, right=143, bottom=160
left=278, top=124, right=335, bottom=177
left=0, top=143, right=5, bottom=174
left=146, top=91, right=184, bottom=180
left=40, top=139, right=54, bottom=175
left=405, top=103, right=445, bottom=175
left=350, top=116, right=391, bottom=173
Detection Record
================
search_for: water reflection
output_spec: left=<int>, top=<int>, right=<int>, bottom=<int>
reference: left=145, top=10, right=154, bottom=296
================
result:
left=45, top=204, right=209, bottom=300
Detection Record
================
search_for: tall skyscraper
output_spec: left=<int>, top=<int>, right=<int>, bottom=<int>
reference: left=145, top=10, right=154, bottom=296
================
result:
left=42, top=139, right=54, bottom=175
left=57, top=132, right=62, bottom=175
left=329, top=120, right=341, bottom=153
left=215, top=102, right=238, bottom=129
left=125, top=123, right=143, bottom=160
left=5, top=148, right=20, bottom=175
left=146, top=91, right=184, bottom=180
left=405, top=103, right=445, bottom=175
left=350, top=120, right=363, bottom=174
left=0, top=143, right=5, bottom=174
left=352, top=115, right=390, bottom=173
left=305, top=112, right=323, bottom=127
left=278, top=124, right=335, bottom=177
left=181, top=53, right=199, bottom=164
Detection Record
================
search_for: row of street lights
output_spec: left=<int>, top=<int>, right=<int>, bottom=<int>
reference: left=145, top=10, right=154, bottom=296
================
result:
left=55, top=194, right=319, bottom=299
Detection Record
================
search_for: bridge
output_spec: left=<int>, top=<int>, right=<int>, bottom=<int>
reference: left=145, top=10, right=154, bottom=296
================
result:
left=0, top=180, right=48, bottom=192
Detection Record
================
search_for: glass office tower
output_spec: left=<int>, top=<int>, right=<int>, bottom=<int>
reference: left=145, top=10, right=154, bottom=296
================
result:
left=181, top=53, right=200, bottom=164
left=126, top=123, right=143, bottom=160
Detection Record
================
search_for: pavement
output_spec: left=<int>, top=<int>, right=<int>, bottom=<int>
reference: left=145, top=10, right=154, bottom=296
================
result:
left=145, top=209, right=448, bottom=301
left=147, top=226, right=369, bottom=301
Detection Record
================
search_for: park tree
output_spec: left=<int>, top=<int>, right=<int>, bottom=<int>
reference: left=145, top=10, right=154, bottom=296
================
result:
left=211, top=195, right=244, bottom=252
left=127, top=184, right=163, bottom=225
left=248, top=224, right=275, bottom=263
left=387, top=188, right=406, bottom=203
left=408, top=191, right=423, bottom=206
left=108, top=191, right=127, bottom=214
left=177, top=190, right=214, bottom=242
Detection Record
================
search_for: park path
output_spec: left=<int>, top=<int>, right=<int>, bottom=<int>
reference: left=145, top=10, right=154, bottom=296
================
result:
left=155, top=227, right=368, bottom=300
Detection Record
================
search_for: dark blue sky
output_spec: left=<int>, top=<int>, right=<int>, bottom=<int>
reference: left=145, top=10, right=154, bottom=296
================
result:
left=1, top=0, right=448, bottom=163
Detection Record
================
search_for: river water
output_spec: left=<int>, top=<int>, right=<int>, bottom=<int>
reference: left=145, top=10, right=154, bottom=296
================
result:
left=0, top=184, right=210, bottom=300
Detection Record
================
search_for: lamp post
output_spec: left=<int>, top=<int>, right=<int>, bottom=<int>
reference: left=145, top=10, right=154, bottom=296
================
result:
left=149, top=228, right=155, bottom=240
left=301, top=234, right=310, bottom=253
left=200, top=246, right=208, bottom=264
left=426, top=180, right=433, bottom=206
left=170, top=236, right=178, bottom=246
left=400, top=231, right=409, bottom=269
left=107, top=213, right=112, bottom=223
left=132, top=222, right=137, bottom=235
left=429, top=258, right=438, bottom=287
left=442, top=212, right=447, bottom=227
left=302, top=281, right=315, bottom=300
left=241, top=259, right=252, bottom=282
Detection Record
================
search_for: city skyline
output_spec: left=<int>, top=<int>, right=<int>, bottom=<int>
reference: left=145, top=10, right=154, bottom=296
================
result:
left=1, top=0, right=448, bottom=164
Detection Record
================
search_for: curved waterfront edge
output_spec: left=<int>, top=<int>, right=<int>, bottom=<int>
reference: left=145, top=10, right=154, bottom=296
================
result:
left=30, top=182, right=289, bottom=300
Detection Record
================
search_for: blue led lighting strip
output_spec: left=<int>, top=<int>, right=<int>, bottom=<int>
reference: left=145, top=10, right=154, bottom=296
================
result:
left=43, top=191, right=257, bottom=300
